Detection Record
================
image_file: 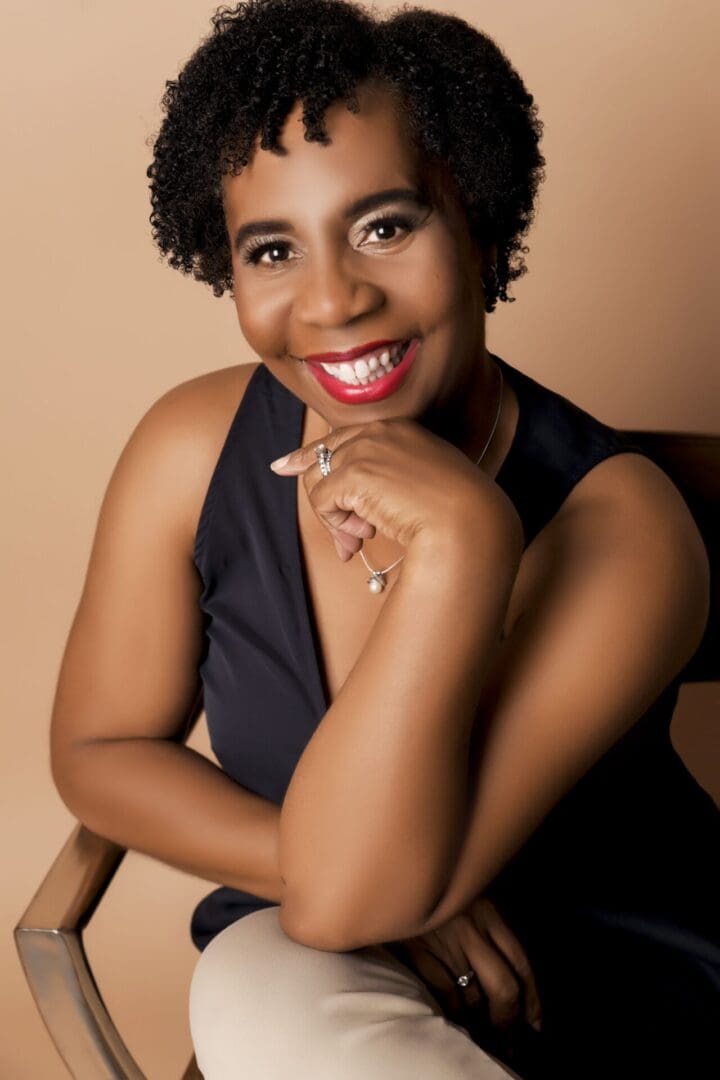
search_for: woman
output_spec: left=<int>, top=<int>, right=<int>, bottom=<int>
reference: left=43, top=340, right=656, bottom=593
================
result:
left=50, top=1, right=719, bottom=1078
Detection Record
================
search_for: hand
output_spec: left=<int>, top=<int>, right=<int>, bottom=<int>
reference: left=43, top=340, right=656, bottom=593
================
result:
left=269, top=417, right=520, bottom=561
left=386, top=896, right=543, bottom=1038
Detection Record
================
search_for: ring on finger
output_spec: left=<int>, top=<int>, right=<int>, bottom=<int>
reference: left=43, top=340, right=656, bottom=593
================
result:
left=456, top=969, right=477, bottom=989
left=314, top=443, right=333, bottom=478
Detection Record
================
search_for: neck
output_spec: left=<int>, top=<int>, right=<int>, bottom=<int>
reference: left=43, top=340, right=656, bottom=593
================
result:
left=416, top=347, right=499, bottom=466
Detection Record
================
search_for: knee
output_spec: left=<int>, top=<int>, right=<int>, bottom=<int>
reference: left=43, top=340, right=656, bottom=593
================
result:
left=189, top=906, right=284, bottom=1022
left=189, top=906, right=296, bottom=1075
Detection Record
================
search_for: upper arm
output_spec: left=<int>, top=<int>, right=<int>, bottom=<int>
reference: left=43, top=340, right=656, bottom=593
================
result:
left=417, top=453, right=710, bottom=934
left=49, top=375, right=223, bottom=796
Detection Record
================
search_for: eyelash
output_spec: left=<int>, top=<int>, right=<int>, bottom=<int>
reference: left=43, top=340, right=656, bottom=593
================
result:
left=240, top=212, right=419, bottom=267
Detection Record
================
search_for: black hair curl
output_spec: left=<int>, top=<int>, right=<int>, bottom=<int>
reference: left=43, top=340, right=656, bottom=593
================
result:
left=147, top=0, right=545, bottom=312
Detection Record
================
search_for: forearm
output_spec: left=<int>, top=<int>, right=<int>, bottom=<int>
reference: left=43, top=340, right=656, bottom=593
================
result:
left=53, top=738, right=284, bottom=903
left=279, top=514, right=523, bottom=949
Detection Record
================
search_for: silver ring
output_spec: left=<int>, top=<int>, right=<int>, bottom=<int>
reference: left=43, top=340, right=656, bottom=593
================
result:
left=314, top=443, right=333, bottom=478
left=456, top=970, right=477, bottom=989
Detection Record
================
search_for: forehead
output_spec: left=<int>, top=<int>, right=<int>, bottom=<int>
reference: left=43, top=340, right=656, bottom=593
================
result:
left=222, top=80, right=424, bottom=215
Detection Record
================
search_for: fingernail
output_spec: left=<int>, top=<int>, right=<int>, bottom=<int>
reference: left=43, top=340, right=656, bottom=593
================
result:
left=531, top=1017, right=543, bottom=1032
left=269, top=454, right=290, bottom=471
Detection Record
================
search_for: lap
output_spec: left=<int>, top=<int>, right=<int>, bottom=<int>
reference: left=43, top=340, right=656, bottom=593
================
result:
left=189, top=905, right=522, bottom=1079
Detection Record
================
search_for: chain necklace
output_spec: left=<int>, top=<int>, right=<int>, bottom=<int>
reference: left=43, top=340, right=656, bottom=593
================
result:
left=355, top=362, right=504, bottom=594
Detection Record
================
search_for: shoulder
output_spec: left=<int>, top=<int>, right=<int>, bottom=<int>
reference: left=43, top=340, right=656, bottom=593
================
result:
left=564, top=447, right=706, bottom=559
left=120, top=362, right=261, bottom=557
left=520, top=449, right=710, bottom=673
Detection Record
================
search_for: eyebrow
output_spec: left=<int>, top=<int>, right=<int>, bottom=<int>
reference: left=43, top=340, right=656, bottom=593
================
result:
left=232, top=187, right=428, bottom=253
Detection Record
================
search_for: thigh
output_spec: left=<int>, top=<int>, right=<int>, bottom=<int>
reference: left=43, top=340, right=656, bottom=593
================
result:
left=189, top=905, right=523, bottom=1080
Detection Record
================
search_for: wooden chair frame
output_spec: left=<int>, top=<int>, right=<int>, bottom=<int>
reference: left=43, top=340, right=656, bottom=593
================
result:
left=15, top=430, right=719, bottom=1079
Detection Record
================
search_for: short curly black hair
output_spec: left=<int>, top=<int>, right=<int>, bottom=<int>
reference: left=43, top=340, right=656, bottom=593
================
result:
left=147, top=0, right=545, bottom=313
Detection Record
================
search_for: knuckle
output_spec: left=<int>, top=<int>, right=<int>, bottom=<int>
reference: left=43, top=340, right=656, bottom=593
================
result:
left=512, top=954, right=532, bottom=980
left=455, top=913, right=475, bottom=934
left=491, top=992, right=521, bottom=1027
left=493, top=976, right=520, bottom=1009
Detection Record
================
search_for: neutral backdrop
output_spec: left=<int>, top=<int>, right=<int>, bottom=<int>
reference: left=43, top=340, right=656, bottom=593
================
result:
left=3, top=1, right=718, bottom=1077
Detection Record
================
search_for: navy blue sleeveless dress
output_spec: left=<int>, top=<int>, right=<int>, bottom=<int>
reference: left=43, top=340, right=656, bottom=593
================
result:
left=189, top=354, right=720, bottom=1078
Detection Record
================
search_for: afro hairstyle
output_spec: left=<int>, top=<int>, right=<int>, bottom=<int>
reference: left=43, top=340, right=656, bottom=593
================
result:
left=146, top=0, right=545, bottom=312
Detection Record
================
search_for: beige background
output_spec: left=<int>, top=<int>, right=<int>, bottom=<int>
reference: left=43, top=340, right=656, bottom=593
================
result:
left=3, top=1, right=718, bottom=1076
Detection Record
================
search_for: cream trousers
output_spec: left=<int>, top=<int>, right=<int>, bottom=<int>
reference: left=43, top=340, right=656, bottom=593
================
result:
left=189, top=905, right=524, bottom=1079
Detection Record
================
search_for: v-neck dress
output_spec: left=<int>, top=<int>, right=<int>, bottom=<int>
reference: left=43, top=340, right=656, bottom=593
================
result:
left=188, top=354, right=719, bottom=1077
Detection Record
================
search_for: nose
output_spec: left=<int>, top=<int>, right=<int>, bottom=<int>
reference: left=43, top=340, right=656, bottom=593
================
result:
left=294, top=246, right=383, bottom=329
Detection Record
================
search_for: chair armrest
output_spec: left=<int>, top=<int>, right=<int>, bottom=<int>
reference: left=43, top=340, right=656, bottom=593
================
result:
left=15, top=691, right=205, bottom=1079
left=14, top=823, right=146, bottom=1078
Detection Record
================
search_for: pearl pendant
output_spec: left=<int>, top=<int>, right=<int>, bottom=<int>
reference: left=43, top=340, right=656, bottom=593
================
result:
left=368, top=572, right=386, bottom=594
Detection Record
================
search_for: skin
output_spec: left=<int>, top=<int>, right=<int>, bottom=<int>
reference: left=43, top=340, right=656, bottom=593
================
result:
left=49, top=75, right=710, bottom=1070
left=221, top=78, right=539, bottom=1037
left=221, top=78, right=519, bottom=527
left=222, top=74, right=708, bottom=1031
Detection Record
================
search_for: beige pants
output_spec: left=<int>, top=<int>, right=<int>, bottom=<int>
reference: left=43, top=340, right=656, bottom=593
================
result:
left=189, top=905, right=524, bottom=1079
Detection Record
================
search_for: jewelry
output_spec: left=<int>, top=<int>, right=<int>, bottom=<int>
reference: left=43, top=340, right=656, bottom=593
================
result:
left=312, top=361, right=503, bottom=594
left=456, top=969, right=477, bottom=989
left=315, top=444, right=332, bottom=478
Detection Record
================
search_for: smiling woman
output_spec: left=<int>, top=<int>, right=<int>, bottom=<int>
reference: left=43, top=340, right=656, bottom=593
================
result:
left=48, top=1, right=719, bottom=1079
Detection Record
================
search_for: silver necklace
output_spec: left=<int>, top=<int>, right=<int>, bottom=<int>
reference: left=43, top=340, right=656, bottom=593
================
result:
left=354, top=363, right=504, bottom=594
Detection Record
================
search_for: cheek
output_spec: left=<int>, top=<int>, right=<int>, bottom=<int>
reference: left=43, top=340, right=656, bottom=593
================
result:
left=234, top=289, right=289, bottom=358
left=399, top=261, right=465, bottom=326
left=399, top=232, right=469, bottom=320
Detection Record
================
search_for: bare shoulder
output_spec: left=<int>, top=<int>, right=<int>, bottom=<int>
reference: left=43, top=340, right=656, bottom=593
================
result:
left=136, top=361, right=260, bottom=558
left=563, top=449, right=708, bottom=557
left=514, top=450, right=710, bottom=663
left=49, top=361, right=261, bottom=768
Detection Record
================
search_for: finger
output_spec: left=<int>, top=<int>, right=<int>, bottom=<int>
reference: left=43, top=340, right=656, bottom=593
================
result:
left=412, top=930, right=480, bottom=1019
left=390, top=939, right=459, bottom=1006
left=484, top=925, right=542, bottom=1031
left=333, top=537, right=352, bottom=561
left=335, top=511, right=376, bottom=540
left=297, top=440, right=377, bottom=538
left=268, top=426, right=363, bottom=474
left=472, top=902, right=543, bottom=1031
left=456, top=928, right=522, bottom=1032
left=437, top=933, right=486, bottom=1013
left=333, top=529, right=367, bottom=560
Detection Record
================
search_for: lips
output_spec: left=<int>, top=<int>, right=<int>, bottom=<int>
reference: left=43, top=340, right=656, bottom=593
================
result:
left=304, top=338, right=421, bottom=404
left=304, top=339, right=403, bottom=365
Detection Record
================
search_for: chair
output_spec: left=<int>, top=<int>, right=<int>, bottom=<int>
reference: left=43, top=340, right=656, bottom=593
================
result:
left=15, top=430, right=719, bottom=1079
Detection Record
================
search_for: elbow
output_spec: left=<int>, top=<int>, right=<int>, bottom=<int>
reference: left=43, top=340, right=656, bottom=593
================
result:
left=52, top=772, right=94, bottom=832
left=278, top=888, right=431, bottom=952
left=50, top=753, right=83, bottom=818
left=50, top=746, right=104, bottom=834
left=278, top=900, right=352, bottom=952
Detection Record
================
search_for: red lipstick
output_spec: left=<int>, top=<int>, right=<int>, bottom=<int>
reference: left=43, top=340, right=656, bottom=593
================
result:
left=304, top=339, right=402, bottom=365
left=304, top=338, right=420, bottom=404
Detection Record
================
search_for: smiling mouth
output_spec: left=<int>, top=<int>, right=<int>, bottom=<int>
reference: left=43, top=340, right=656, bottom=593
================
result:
left=307, top=340, right=412, bottom=387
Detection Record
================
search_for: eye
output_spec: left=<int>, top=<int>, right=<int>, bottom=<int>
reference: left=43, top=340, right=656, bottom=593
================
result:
left=240, top=211, right=419, bottom=268
left=241, top=239, right=293, bottom=268
left=360, top=212, right=417, bottom=246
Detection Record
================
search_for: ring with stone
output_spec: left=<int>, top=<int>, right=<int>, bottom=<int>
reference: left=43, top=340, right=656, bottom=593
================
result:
left=314, top=443, right=333, bottom=478
left=456, top=969, right=477, bottom=989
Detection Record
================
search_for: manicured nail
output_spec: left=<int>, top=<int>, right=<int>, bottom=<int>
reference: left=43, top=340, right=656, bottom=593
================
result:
left=269, top=454, right=290, bottom=471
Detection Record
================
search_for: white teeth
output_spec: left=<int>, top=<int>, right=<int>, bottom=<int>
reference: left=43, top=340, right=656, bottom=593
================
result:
left=319, top=341, right=408, bottom=385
